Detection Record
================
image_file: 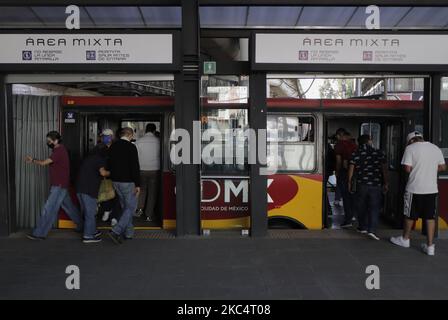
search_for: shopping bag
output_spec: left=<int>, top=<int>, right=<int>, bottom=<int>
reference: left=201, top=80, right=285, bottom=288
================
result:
left=97, top=179, right=116, bottom=203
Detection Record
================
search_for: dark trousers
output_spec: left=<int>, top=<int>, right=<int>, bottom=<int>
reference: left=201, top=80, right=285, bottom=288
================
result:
left=338, top=171, right=355, bottom=224
left=138, top=170, right=159, bottom=220
left=356, top=184, right=383, bottom=233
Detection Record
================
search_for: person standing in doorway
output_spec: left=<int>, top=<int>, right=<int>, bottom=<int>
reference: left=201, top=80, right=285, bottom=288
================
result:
left=107, top=127, right=141, bottom=244
left=135, top=123, right=160, bottom=223
left=25, top=131, right=82, bottom=240
left=76, top=144, right=110, bottom=243
left=348, top=134, right=389, bottom=240
left=334, top=129, right=358, bottom=228
left=390, top=132, right=446, bottom=256
left=95, top=129, right=119, bottom=225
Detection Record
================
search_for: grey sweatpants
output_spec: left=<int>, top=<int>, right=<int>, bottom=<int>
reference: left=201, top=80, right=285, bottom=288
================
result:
left=138, top=170, right=159, bottom=220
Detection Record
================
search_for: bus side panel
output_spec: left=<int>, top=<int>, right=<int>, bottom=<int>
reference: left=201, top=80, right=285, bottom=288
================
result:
left=162, top=171, right=176, bottom=229
left=438, top=179, right=448, bottom=230
left=201, top=178, right=250, bottom=229
left=268, top=174, right=323, bottom=230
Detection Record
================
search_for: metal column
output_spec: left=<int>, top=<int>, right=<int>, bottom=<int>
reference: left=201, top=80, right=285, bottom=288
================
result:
left=249, top=72, right=268, bottom=237
left=175, top=0, right=201, bottom=236
left=0, top=77, right=14, bottom=236
left=423, top=75, right=443, bottom=237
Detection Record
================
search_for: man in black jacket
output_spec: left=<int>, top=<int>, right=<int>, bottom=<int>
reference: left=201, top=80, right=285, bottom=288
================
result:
left=107, top=127, right=141, bottom=244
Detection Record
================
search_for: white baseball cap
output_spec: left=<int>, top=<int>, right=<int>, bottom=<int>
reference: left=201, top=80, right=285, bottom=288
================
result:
left=407, top=131, right=423, bottom=143
left=101, top=129, right=114, bottom=136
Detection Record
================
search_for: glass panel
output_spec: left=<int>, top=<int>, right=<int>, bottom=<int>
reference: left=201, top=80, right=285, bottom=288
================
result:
left=360, top=122, right=381, bottom=149
left=201, top=109, right=249, bottom=175
left=246, top=7, right=301, bottom=27
left=441, top=77, right=448, bottom=170
left=267, top=115, right=314, bottom=142
left=397, top=7, right=448, bottom=28
left=267, top=115, right=316, bottom=172
left=297, top=6, right=356, bottom=27
left=0, top=6, right=181, bottom=28
left=200, top=6, right=247, bottom=27
left=121, top=121, right=160, bottom=141
left=268, top=144, right=316, bottom=172
left=268, top=76, right=425, bottom=101
left=201, top=75, right=249, bottom=104
left=346, top=7, right=412, bottom=29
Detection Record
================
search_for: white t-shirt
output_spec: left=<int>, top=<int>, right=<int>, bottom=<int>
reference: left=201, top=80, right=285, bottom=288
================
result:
left=401, top=141, right=446, bottom=194
left=135, top=132, right=160, bottom=171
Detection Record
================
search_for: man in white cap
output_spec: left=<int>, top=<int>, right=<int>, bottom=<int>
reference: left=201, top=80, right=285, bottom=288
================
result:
left=390, top=131, right=446, bottom=256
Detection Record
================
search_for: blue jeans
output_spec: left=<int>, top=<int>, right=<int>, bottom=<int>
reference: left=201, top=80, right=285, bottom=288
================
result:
left=355, top=184, right=383, bottom=233
left=33, top=186, right=82, bottom=238
left=77, top=193, right=98, bottom=239
left=112, top=182, right=137, bottom=238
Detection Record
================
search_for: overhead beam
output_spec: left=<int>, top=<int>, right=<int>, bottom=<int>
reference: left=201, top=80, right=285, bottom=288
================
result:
left=1, top=0, right=448, bottom=6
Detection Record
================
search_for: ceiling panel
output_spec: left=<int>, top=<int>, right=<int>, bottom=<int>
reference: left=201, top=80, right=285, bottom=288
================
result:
left=31, top=6, right=94, bottom=27
left=396, top=7, right=448, bottom=28
left=200, top=6, right=247, bottom=27
left=139, top=7, right=181, bottom=27
left=346, top=6, right=412, bottom=28
left=246, top=6, right=302, bottom=27
left=85, top=6, right=145, bottom=27
left=0, top=7, right=41, bottom=26
left=297, top=6, right=357, bottom=27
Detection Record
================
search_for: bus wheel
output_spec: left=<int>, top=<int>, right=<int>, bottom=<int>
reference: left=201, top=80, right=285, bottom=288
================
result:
left=268, top=217, right=305, bottom=229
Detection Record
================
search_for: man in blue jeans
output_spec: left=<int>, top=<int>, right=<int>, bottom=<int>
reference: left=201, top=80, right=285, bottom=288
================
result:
left=25, top=131, right=82, bottom=240
left=77, top=143, right=110, bottom=243
left=348, top=134, right=389, bottom=240
left=107, top=127, right=141, bottom=244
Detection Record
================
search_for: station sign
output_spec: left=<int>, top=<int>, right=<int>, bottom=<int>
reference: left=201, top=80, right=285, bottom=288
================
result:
left=203, top=61, right=217, bottom=75
left=0, top=34, right=173, bottom=64
left=255, top=33, right=448, bottom=66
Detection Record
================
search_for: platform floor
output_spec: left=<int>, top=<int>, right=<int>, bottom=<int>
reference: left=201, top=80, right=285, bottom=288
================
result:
left=1, top=229, right=448, bottom=300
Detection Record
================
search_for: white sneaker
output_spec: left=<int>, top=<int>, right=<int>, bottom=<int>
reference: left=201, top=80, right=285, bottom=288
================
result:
left=367, top=232, right=380, bottom=241
left=102, top=211, right=111, bottom=222
left=421, top=243, right=435, bottom=256
left=111, top=218, right=118, bottom=227
left=390, top=236, right=410, bottom=248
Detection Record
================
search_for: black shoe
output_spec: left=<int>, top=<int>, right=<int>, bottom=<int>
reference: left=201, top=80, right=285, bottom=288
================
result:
left=82, top=237, right=102, bottom=244
left=27, top=234, right=45, bottom=241
left=94, top=230, right=102, bottom=238
left=340, top=223, right=353, bottom=229
left=108, top=231, right=122, bottom=245
left=123, top=236, right=133, bottom=241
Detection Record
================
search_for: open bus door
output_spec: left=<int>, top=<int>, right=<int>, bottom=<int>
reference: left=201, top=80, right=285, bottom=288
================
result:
left=382, top=120, right=405, bottom=228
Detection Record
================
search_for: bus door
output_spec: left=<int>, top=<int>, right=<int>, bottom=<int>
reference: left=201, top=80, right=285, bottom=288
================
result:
left=382, top=121, right=405, bottom=227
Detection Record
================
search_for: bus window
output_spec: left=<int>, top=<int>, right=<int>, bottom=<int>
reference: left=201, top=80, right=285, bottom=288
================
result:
left=360, top=122, right=381, bottom=149
left=121, top=121, right=160, bottom=140
left=267, top=115, right=316, bottom=172
left=201, top=109, right=249, bottom=175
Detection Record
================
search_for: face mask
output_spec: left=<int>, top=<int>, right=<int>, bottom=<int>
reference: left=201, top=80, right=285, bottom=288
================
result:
left=102, top=136, right=112, bottom=145
left=47, top=142, right=55, bottom=149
